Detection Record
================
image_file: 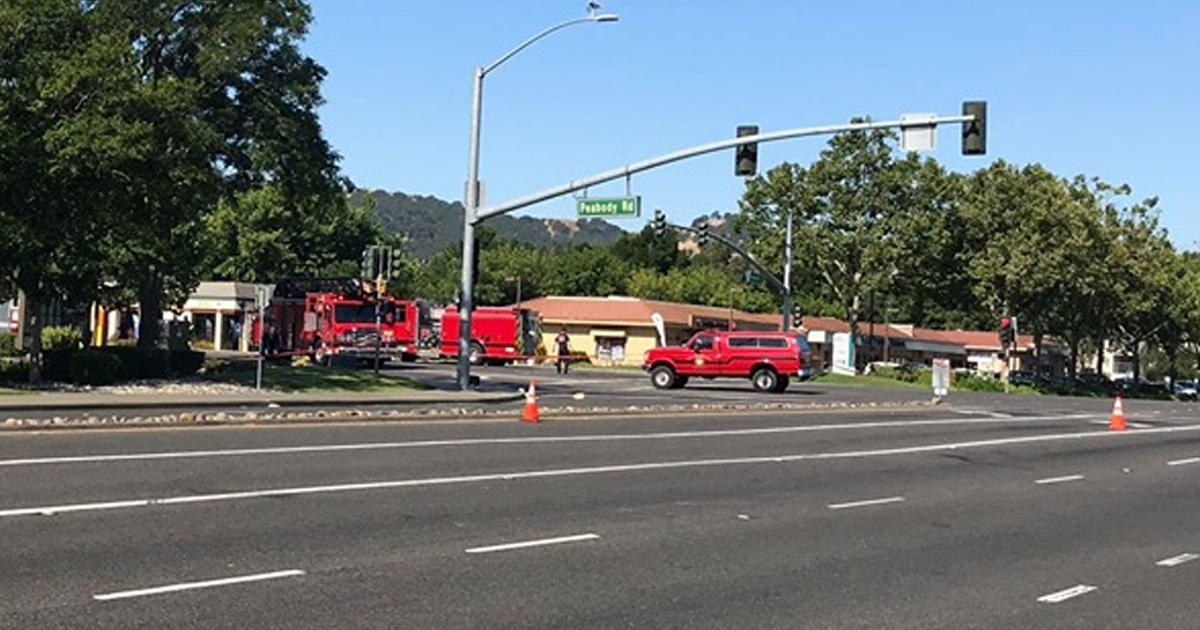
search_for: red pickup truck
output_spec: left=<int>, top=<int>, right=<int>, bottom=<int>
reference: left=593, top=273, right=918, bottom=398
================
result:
left=643, top=330, right=813, bottom=393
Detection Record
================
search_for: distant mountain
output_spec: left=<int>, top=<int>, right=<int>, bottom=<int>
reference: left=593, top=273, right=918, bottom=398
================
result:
left=358, top=190, right=629, bottom=258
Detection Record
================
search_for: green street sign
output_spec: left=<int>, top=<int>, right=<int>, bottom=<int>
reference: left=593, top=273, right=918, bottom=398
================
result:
left=576, top=196, right=641, bottom=218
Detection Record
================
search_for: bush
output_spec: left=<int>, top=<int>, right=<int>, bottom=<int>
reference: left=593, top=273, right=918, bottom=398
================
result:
left=69, top=350, right=121, bottom=386
left=168, top=350, right=205, bottom=377
left=41, top=349, right=76, bottom=382
left=42, top=326, right=83, bottom=351
left=0, top=334, right=19, bottom=358
left=0, top=359, right=28, bottom=384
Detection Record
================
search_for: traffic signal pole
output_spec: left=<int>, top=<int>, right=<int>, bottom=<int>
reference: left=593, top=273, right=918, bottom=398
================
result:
left=458, top=110, right=983, bottom=389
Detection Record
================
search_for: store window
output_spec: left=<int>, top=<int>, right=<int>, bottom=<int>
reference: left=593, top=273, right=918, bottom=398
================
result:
left=595, top=337, right=626, bottom=364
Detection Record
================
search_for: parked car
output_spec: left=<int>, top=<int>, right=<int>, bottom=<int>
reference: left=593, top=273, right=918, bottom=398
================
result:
left=643, top=330, right=811, bottom=393
left=1008, top=371, right=1039, bottom=387
left=1075, top=373, right=1113, bottom=392
left=1173, top=380, right=1197, bottom=400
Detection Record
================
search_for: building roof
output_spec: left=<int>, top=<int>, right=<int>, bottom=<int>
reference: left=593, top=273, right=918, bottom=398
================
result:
left=799, top=315, right=1052, bottom=353
left=514, top=295, right=782, bottom=329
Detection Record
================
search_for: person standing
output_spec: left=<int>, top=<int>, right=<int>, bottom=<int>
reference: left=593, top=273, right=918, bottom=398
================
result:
left=555, top=327, right=571, bottom=375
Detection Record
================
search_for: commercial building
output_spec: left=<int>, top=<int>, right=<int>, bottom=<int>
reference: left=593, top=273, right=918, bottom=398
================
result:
left=514, top=295, right=781, bottom=367
left=800, top=316, right=1065, bottom=375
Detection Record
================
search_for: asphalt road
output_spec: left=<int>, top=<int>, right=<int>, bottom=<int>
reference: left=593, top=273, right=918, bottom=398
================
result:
left=3, top=400, right=1200, bottom=628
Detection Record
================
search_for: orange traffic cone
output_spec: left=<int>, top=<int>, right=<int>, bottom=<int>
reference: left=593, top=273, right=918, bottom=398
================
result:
left=521, top=381, right=540, bottom=423
left=1109, top=396, right=1127, bottom=431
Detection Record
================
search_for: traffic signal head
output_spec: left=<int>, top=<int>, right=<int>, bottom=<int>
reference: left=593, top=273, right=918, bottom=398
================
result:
left=652, top=209, right=667, bottom=237
left=697, top=224, right=710, bottom=247
left=389, top=247, right=404, bottom=280
left=360, top=246, right=377, bottom=280
left=999, top=316, right=1015, bottom=348
left=962, top=101, right=987, bottom=156
left=735, top=125, right=758, bottom=177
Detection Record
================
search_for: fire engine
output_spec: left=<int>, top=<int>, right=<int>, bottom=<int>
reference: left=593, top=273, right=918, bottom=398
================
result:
left=440, top=306, right=540, bottom=365
left=259, top=278, right=419, bottom=365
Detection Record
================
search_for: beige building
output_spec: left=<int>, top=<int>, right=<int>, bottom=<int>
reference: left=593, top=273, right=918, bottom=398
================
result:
left=515, top=296, right=782, bottom=367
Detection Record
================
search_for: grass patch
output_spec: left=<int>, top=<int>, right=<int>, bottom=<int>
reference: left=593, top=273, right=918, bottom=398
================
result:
left=812, top=372, right=930, bottom=390
left=205, top=362, right=428, bottom=393
left=0, top=387, right=24, bottom=396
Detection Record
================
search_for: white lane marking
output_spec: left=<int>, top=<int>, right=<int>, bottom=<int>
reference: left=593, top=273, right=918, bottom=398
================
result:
left=1167, top=457, right=1200, bottom=466
left=5, top=423, right=1199, bottom=519
left=1034, top=474, right=1085, bottom=485
left=0, top=414, right=1098, bottom=468
left=827, top=496, right=905, bottom=510
left=1037, top=584, right=1097, bottom=603
left=1156, top=553, right=1199, bottom=567
left=465, top=533, right=599, bottom=554
left=93, top=569, right=305, bottom=601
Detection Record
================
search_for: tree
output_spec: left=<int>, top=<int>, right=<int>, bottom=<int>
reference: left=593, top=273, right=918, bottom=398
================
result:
left=206, top=183, right=378, bottom=283
left=610, top=224, right=687, bottom=274
left=0, top=0, right=135, bottom=381
left=86, top=0, right=342, bottom=349
left=738, top=123, right=922, bottom=362
left=961, top=162, right=1086, bottom=368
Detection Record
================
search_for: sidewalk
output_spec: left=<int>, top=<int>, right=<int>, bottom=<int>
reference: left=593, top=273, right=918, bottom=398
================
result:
left=0, top=388, right=522, bottom=412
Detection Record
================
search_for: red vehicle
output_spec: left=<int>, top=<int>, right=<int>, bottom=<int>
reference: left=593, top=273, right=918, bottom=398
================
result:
left=260, top=278, right=419, bottom=365
left=441, top=306, right=540, bottom=365
left=642, top=330, right=813, bottom=393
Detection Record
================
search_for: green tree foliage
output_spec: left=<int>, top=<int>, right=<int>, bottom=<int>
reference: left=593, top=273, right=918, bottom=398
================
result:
left=206, top=184, right=377, bottom=283
left=738, top=124, right=922, bottom=342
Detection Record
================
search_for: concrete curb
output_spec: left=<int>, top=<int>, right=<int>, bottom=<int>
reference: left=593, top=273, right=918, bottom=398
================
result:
left=0, top=391, right=524, bottom=412
left=0, top=399, right=935, bottom=431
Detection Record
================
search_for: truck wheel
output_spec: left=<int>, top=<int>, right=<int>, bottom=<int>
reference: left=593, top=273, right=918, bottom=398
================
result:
left=672, top=375, right=689, bottom=389
left=650, top=365, right=677, bottom=389
left=468, top=341, right=485, bottom=365
left=751, top=367, right=779, bottom=392
left=771, top=375, right=790, bottom=393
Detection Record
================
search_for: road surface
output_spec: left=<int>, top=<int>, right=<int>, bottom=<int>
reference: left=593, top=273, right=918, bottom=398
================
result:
left=3, top=398, right=1200, bottom=628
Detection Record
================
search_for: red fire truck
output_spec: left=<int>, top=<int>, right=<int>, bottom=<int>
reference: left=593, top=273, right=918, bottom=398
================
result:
left=440, top=306, right=540, bottom=365
left=260, top=278, right=419, bottom=365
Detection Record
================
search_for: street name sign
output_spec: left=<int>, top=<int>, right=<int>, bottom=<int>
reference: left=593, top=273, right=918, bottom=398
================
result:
left=577, top=196, right=641, bottom=218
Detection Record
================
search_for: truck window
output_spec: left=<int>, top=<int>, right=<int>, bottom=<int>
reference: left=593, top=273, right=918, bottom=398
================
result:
left=334, top=304, right=376, bottom=323
left=692, top=335, right=715, bottom=351
left=759, top=338, right=788, bottom=349
left=728, top=337, right=757, bottom=348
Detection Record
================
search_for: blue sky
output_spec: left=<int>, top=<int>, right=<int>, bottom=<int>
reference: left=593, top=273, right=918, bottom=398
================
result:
left=303, top=0, right=1199, bottom=248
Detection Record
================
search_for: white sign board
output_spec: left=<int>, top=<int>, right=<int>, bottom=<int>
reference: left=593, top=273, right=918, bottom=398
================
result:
left=932, top=358, right=951, bottom=397
left=831, top=332, right=855, bottom=375
left=900, top=113, right=937, bottom=151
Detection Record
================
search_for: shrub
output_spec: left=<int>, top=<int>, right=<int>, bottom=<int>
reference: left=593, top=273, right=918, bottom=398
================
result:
left=41, top=349, right=77, bottom=382
left=168, top=350, right=205, bottom=376
left=42, top=326, right=83, bottom=351
left=0, top=359, right=28, bottom=384
left=69, top=350, right=121, bottom=386
left=0, top=334, right=19, bottom=358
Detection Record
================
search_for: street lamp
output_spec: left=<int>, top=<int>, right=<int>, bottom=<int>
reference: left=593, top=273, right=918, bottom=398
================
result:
left=457, top=10, right=619, bottom=390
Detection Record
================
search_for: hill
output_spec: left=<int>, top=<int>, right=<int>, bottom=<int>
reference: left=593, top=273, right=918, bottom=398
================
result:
left=359, top=190, right=629, bottom=258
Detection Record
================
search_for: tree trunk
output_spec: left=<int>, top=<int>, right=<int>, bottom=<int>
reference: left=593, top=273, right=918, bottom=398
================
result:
left=137, top=271, right=163, bottom=350
left=25, top=292, right=44, bottom=384
left=1067, top=334, right=1080, bottom=380
left=1131, top=340, right=1142, bottom=383
left=1095, top=336, right=1105, bottom=376
left=1166, top=344, right=1178, bottom=386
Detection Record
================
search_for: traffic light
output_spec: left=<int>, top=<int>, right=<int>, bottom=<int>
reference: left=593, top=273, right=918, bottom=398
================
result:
left=651, top=209, right=667, bottom=237
left=360, top=245, right=377, bottom=280
left=735, top=125, right=758, bottom=176
left=697, top=224, right=711, bottom=247
left=962, top=101, right=987, bottom=156
left=388, top=247, right=405, bottom=280
left=999, top=316, right=1015, bottom=349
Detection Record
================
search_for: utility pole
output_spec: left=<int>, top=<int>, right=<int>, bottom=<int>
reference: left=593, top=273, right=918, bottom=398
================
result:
left=782, top=207, right=794, bottom=330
